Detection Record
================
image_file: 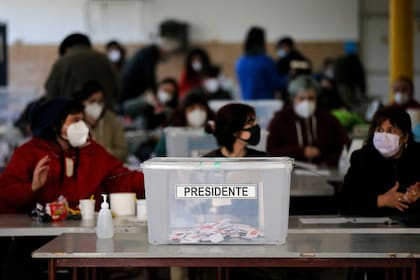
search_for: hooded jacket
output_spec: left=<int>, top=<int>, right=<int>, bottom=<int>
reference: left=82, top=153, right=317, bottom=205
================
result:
left=267, top=106, right=349, bottom=166
left=0, top=137, right=144, bottom=213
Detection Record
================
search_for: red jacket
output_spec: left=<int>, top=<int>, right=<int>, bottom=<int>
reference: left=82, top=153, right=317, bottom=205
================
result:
left=267, top=106, right=349, bottom=166
left=0, top=137, right=144, bottom=213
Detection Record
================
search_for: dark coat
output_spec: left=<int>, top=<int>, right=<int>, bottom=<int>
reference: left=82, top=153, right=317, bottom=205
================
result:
left=120, top=45, right=160, bottom=102
left=204, top=147, right=267, bottom=157
left=339, top=142, right=420, bottom=216
left=267, top=106, right=349, bottom=166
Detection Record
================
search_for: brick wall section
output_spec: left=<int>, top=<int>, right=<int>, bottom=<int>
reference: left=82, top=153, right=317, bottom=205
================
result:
left=7, top=41, right=345, bottom=93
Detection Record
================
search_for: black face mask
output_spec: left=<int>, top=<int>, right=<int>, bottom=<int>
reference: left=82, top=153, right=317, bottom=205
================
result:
left=239, top=124, right=261, bottom=146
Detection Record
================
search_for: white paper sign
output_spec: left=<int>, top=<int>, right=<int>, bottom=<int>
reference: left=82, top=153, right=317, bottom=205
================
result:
left=176, top=184, right=257, bottom=199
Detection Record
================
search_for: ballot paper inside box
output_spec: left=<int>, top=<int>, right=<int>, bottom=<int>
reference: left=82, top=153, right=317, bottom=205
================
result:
left=142, top=157, right=293, bottom=245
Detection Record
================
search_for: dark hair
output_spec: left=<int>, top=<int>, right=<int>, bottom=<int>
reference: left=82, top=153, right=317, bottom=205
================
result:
left=276, top=36, right=294, bottom=48
left=169, top=92, right=213, bottom=126
left=59, top=33, right=91, bottom=56
left=185, top=47, right=210, bottom=78
left=244, top=26, right=266, bottom=55
left=366, top=106, right=413, bottom=146
left=159, top=77, right=179, bottom=108
left=202, top=65, right=221, bottom=78
left=105, top=40, right=126, bottom=67
left=72, top=80, right=104, bottom=102
left=212, top=103, right=256, bottom=152
left=30, top=97, right=85, bottom=140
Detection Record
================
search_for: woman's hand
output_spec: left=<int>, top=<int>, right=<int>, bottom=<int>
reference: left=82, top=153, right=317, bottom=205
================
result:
left=31, top=155, right=50, bottom=192
left=404, top=182, right=420, bottom=203
left=304, top=145, right=320, bottom=160
left=377, top=181, right=409, bottom=212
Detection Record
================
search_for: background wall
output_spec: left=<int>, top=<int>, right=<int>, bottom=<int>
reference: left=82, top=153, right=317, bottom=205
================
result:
left=2, top=0, right=420, bottom=106
left=1, top=0, right=359, bottom=44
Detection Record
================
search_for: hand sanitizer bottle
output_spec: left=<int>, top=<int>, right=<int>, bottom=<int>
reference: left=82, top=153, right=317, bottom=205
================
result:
left=96, top=194, right=114, bottom=239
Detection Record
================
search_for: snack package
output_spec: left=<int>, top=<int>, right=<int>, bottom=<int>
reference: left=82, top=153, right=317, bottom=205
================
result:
left=45, top=195, right=69, bottom=222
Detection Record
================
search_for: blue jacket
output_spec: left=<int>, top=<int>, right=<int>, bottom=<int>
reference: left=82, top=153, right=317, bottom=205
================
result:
left=236, top=53, right=286, bottom=100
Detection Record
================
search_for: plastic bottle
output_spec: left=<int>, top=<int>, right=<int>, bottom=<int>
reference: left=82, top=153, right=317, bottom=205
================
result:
left=96, top=194, right=114, bottom=239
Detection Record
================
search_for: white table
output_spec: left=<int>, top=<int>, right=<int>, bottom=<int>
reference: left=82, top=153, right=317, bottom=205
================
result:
left=33, top=231, right=420, bottom=280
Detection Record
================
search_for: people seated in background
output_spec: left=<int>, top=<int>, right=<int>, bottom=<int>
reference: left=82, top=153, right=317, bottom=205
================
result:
left=275, top=36, right=309, bottom=77
left=188, top=65, right=232, bottom=101
left=267, top=75, right=349, bottom=166
left=178, top=47, right=211, bottom=98
left=127, top=78, right=180, bottom=162
left=317, top=77, right=365, bottom=132
left=204, top=103, right=266, bottom=157
left=236, top=26, right=286, bottom=100
left=314, top=57, right=335, bottom=82
left=72, top=80, right=128, bottom=161
left=105, top=40, right=127, bottom=72
left=123, top=77, right=179, bottom=130
left=45, top=33, right=121, bottom=111
left=339, top=106, right=420, bottom=216
left=0, top=97, right=145, bottom=279
left=154, top=92, right=214, bottom=156
left=390, top=76, right=420, bottom=110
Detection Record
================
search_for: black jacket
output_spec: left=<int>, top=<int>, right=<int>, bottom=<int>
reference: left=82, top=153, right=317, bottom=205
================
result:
left=339, top=142, right=420, bottom=217
left=203, top=148, right=267, bottom=157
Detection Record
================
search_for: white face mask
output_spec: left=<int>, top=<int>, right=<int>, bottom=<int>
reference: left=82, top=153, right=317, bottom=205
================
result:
left=157, top=90, right=172, bottom=104
left=63, top=121, right=90, bottom=147
left=191, top=61, right=202, bottom=72
left=186, top=109, right=207, bottom=127
left=204, top=79, right=219, bottom=93
left=373, top=132, right=401, bottom=158
left=107, top=50, right=121, bottom=63
left=294, top=100, right=316, bottom=119
left=394, top=91, right=410, bottom=105
left=84, top=102, right=104, bottom=120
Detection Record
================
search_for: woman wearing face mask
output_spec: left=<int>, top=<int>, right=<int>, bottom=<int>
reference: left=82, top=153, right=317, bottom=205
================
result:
left=267, top=75, right=349, bottom=166
left=204, top=103, right=266, bottom=157
left=390, top=76, right=420, bottom=110
left=0, top=97, right=144, bottom=279
left=0, top=97, right=144, bottom=213
left=339, top=106, right=420, bottom=216
left=154, top=92, right=214, bottom=156
left=178, top=48, right=211, bottom=98
left=73, top=80, right=128, bottom=161
left=188, top=65, right=232, bottom=101
left=105, top=40, right=126, bottom=72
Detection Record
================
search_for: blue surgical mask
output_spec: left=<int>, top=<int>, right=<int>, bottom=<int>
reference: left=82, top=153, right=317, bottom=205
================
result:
left=277, top=49, right=287, bottom=58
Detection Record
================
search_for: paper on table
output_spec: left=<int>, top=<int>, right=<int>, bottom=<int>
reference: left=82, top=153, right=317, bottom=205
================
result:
left=299, top=218, right=349, bottom=224
left=294, top=169, right=331, bottom=176
left=299, top=217, right=392, bottom=224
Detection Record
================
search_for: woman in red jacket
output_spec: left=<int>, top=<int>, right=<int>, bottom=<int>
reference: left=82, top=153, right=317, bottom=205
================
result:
left=0, top=97, right=145, bottom=213
left=0, top=97, right=145, bottom=280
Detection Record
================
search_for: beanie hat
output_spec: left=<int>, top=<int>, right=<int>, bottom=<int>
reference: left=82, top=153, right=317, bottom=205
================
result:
left=30, top=97, right=84, bottom=140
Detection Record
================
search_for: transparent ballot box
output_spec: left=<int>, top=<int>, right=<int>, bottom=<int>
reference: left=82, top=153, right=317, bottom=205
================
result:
left=164, top=127, right=218, bottom=157
left=142, top=157, right=293, bottom=244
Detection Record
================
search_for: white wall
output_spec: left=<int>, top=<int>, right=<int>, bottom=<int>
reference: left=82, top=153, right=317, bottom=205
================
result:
left=0, top=0, right=359, bottom=44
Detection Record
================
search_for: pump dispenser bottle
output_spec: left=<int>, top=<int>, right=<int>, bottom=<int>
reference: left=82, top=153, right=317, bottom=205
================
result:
left=96, top=194, right=114, bottom=238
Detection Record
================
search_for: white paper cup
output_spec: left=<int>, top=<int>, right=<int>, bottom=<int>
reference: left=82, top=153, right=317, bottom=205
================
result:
left=110, top=193, right=136, bottom=216
left=136, top=199, right=147, bottom=222
left=79, top=199, right=95, bottom=220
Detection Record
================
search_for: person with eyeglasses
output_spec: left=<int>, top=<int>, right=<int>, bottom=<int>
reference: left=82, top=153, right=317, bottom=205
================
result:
left=267, top=75, right=349, bottom=166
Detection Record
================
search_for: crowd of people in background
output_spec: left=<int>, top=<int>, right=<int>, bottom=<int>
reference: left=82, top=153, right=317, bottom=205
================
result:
left=0, top=22, right=419, bottom=280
